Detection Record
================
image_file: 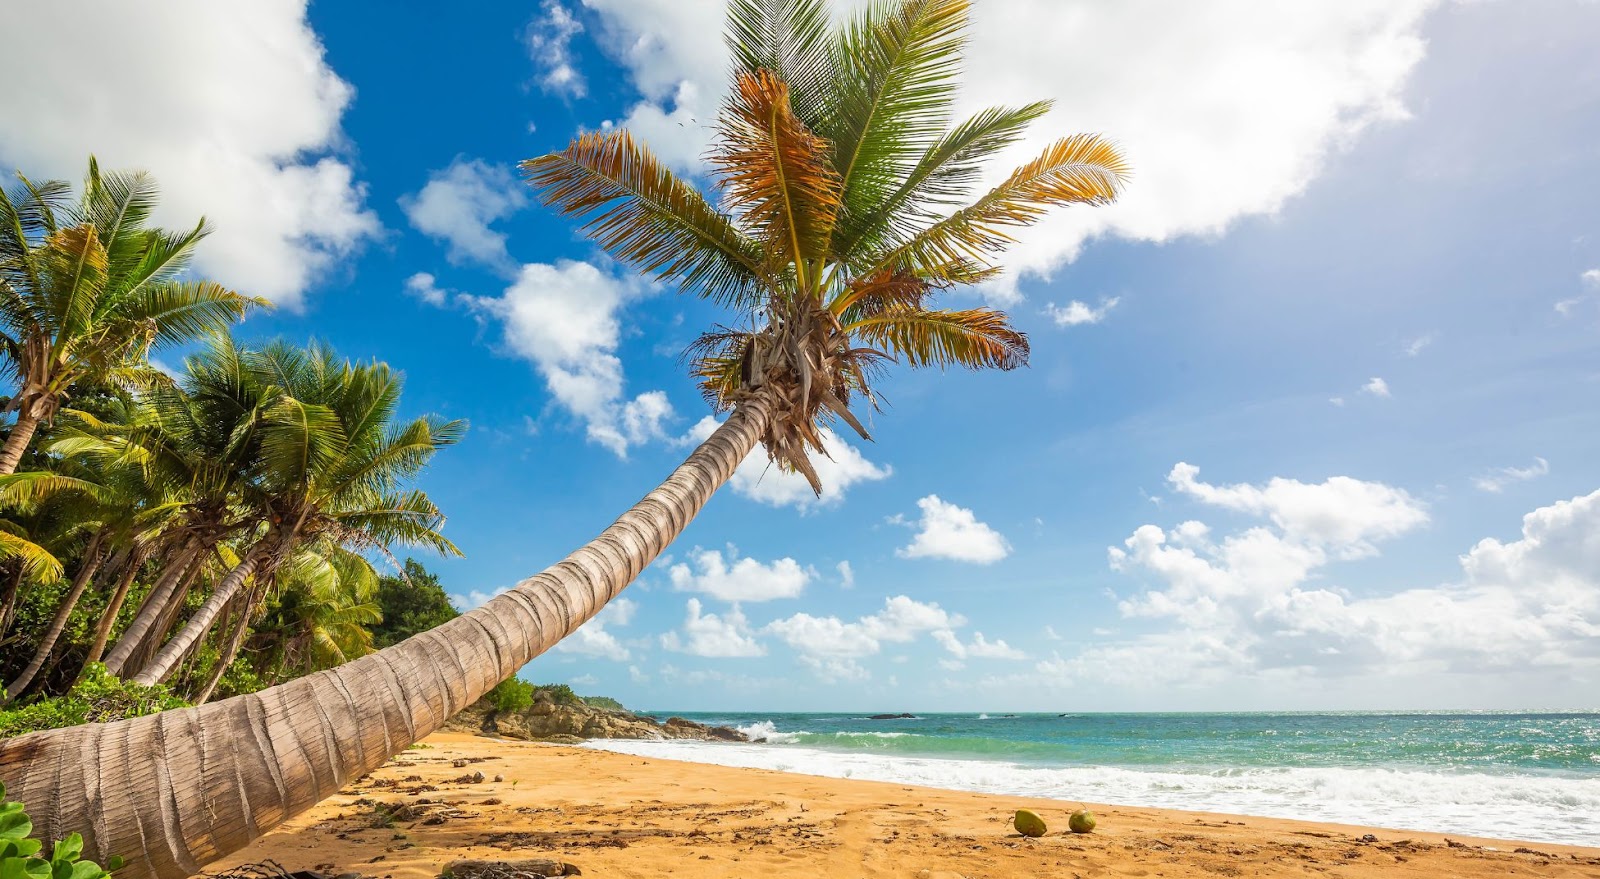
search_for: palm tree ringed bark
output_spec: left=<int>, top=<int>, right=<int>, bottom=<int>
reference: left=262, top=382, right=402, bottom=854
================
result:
left=0, top=396, right=771, bottom=879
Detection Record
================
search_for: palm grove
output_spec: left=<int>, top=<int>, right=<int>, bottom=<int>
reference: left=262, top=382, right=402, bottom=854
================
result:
left=0, top=161, right=463, bottom=716
left=0, top=2, right=1126, bottom=879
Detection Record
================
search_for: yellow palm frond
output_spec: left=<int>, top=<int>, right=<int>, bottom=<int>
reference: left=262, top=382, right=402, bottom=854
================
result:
left=522, top=131, right=771, bottom=308
left=42, top=224, right=109, bottom=337
left=847, top=305, right=1029, bottom=370
left=867, top=133, right=1128, bottom=276
left=712, top=69, right=843, bottom=292
left=0, top=520, right=63, bottom=582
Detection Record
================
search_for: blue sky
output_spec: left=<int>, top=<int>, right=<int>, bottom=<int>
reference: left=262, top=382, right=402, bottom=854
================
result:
left=3, top=1, right=1598, bottom=711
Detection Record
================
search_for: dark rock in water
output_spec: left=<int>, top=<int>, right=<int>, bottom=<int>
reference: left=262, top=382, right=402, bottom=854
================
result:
left=868, top=713, right=917, bottom=720
left=447, top=697, right=749, bottom=743
left=663, top=716, right=746, bottom=741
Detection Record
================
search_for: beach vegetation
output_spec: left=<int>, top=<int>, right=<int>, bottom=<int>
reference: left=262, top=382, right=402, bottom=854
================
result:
left=1, top=781, right=123, bottom=879
left=0, top=664, right=184, bottom=739
left=487, top=679, right=535, bottom=714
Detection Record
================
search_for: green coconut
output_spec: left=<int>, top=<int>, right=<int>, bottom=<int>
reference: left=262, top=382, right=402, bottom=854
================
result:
left=1013, top=808, right=1047, bottom=838
left=1068, top=809, right=1097, bottom=834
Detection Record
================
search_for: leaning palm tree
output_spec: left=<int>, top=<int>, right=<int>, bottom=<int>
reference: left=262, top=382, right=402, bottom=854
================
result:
left=0, top=159, right=266, bottom=474
left=0, top=3, right=1125, bottom=878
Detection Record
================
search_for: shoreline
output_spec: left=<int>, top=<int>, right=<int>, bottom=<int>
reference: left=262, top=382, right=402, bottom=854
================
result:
left=217, top=732, right=1600, bottom=879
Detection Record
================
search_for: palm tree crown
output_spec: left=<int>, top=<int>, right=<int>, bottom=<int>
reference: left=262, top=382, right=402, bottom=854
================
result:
left=0, top=158, right=267, bottom=474
left=525, top=0, right=1127, bottom=491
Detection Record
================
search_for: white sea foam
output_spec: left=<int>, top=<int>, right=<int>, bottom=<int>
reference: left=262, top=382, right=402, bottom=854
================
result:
left=734, top=719, right=804, bottom=744
left=583, top=738, right=1600, bottom=847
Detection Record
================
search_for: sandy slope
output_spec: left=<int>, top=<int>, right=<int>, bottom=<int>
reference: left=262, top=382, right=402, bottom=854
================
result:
left=213, top=732, right=1600, bottom=879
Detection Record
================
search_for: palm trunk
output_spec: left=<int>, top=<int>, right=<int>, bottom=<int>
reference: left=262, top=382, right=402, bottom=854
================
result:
left=191, top=595, right=256, bottom=705
left=132, top=543, right=270, bottom=686
left=0, top=397, right=768, bottom=879
left=102, top=541, right=201, bottom=676
left=0, top=412, right=41, bottom=476
left=0, top=564, right=23, bottom=638
left=78, top=548, right=147, bottom=676
left=121, top=564, right=204, bottom=678
left=4, top=532, right=108, bottom=701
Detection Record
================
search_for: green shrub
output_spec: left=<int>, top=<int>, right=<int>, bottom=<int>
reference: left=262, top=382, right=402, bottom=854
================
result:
left=0, top=781, right=123, bottom=879
left=533, top=684, right=581, bottom=707
left=581, top=695, right=627, bottom=712
left=0, top=664, right=187, bottom=739
left=486, top=679, right=534, bottom=714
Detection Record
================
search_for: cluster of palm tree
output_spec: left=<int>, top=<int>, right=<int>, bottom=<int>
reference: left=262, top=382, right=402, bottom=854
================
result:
left=0, top=161, right=461, bottom=706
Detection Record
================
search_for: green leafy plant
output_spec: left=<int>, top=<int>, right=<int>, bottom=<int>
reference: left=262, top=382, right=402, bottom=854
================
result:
left=486, top=679, right=534, bottom=714
left=0, top=664, right=186, bottom=739
left=0, top=781, right=123, bottom=879
left=531, top=684, right=580, bottom=707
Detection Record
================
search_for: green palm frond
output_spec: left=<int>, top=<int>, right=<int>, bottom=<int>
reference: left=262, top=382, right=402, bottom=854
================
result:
left=836, top=100, right=1052, bottom=257
left=866, top=133, right=1129, bottom=277
left=522, top=130, right=772, bottom=308
left=120, top=280, right=265, bottom=346
left=726, top=0, right=836, bottom=123
left=827, top=0, right=969, bottom=233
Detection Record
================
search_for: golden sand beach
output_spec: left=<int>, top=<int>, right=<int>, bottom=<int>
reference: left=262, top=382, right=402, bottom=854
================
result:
left=214, top=732, right=1600, bottom=879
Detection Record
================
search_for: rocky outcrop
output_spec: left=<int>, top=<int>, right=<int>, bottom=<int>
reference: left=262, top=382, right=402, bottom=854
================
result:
left=447, top=694, right=748, bottom=743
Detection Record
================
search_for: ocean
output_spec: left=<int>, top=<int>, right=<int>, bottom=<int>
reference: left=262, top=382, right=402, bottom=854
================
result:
left=582, top=711, right=1600, bottom=847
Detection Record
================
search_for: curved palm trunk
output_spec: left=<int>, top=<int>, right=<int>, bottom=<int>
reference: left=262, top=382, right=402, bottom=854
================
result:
left=0, top=412, right=41, bottom=476
left=79, top=548, right=148, bottom=676
left=0, top=399, right=769, bottom=879
left=191, top=594, right=258, bottom=705
left=102, top=541, right=201, bottom=675
left=4, top=532, right=108, bottom=701
left=131, top=544, right=270, bottom=686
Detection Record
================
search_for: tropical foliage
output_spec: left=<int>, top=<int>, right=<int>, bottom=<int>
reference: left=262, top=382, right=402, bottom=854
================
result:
left=1, top=780, right=123, bottom=879
left=0, top=162, right=464, bottom=715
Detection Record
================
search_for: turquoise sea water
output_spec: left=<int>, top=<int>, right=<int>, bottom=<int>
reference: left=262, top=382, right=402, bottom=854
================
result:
left=583, top=711, right=1600, bottom=846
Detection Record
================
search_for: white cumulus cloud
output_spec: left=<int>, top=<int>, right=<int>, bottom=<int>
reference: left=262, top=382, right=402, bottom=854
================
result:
left=898, top=495, right=1011, bottom=563
left=933, top=629, right=1027, bottom=660
left=682, top=416, right=890, bottom=509
left=580, top=0, right=1440, bottom=302
left=765, top=595, right=966, bottom=660
left=669, top=546, right=811, bottom=602
left=0, top=0, right=381, bottom=308
left=660, top=598, right=765, bottom=657
left=1045, top=297, right=1120, bottom=327
left=555, top=597, right=637, bottom=661
left=1362, top=377, right=1392, bottom=398
left=1086, top=485, right=1600, bottom=687
left=464, top=260, right=673, bottom=457
left=404, top=272, right=453, bottom=307
left=400, top=158, right=529, bottom=275
left=1165, top=462, right=1428, bottom=556
left=526, top=1, right=587, bottom=97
